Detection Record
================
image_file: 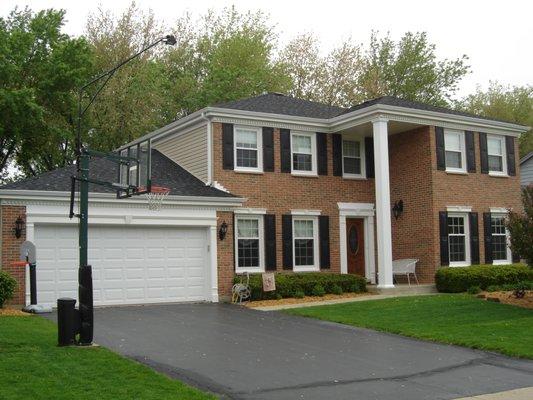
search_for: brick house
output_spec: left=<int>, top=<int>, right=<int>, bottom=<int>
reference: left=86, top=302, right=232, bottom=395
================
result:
left=0, top=94, right=527, bottom=306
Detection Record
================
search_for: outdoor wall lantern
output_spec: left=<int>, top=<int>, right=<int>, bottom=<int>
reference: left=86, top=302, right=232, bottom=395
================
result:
left=14, top=216, right=24, bottom=239
left=219, top=221, right=228, bottom=241
left=392, top=200, right=404, bottom=220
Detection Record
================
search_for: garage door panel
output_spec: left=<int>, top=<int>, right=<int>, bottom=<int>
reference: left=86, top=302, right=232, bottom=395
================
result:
left=35, top=225, right=208, bottom=306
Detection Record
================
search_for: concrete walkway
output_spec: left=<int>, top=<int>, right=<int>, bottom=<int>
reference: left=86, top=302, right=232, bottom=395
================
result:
left=454, top=387, right=533, bottom=399
left=250, top=291, right=439, bottom=311
left=47, top=303, right=533, bottom=400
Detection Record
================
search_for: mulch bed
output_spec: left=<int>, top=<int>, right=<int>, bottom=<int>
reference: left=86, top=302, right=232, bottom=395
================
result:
left=477, top=291, right=533, bottom=309
left=0, top=308, right=30, bottom=316
left=245, top=292, right=373, bottom=308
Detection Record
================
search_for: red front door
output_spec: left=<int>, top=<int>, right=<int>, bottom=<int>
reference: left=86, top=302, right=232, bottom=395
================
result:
left=346, top=218, right=365, bottom=276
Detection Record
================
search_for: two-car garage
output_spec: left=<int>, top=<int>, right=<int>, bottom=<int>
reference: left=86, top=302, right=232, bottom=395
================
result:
left=34, top=224, right=209, bottom=307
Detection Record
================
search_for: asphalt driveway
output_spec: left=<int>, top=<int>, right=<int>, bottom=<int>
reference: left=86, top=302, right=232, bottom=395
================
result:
left=64, top=303, right=533, bottom=400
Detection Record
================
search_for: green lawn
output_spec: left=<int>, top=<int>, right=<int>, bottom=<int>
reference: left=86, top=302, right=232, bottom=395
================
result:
left=0, top=316, right=215, bottom=400
left=286, top=294, right=533, bottom=359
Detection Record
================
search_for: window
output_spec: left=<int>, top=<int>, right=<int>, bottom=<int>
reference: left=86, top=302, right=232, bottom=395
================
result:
left=234, top=126, right=262, bottom=172
left=342, top=140, right=365, bottom=178
left=291, top=132, right=316, bottom=175
left=444, top=129, right=466, bottom=173
left=491, top=214, right=511, bottom=263
left=447, top=213, right=470, bottom=266
left=293, top=217, right=319, bottom=271
left=487, top=135, right=507, bottom=175
left=235, top=216, right=264, bottom=272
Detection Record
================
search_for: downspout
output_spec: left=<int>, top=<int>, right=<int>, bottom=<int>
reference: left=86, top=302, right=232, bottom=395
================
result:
left=201, top=111, right=213, bottom=185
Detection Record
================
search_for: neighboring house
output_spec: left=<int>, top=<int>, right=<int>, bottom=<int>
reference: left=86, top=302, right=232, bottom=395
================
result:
left=520, top=152, right=533, bottom=186
left=0, top=93, right=528, bottom=306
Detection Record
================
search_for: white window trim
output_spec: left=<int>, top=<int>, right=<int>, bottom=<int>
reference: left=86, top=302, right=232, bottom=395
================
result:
left=487, top=134, right=508, bottom=177
left=446, top=205, right=472, bottom=213
left=448, top=212, right=471, bottom=267
left=234, top=214, right=265, bottom=273
left=234, top=125, right=263, bottom=173
left=290, top=131, right=317, bottom=176
left=234, top=208, right=267, bottom=215
left=490, top=212, right=512, bottom=265
left=291, top=209, right=321, bottom=216
left=292, top=216, right=319, bottom=272
left=342, top=138, right=366, bottom=179
left=444, top=129, right=467, bottom=174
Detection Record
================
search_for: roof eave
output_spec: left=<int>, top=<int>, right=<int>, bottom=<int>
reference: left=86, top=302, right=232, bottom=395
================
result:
left=0, top=189, right=245, bottom=207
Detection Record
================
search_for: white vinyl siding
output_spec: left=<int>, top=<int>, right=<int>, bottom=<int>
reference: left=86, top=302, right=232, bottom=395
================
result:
left=153, top=124, right=208, bottom=182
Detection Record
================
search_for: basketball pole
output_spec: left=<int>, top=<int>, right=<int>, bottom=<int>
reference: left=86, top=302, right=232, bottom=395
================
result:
left=73, top=35, right=176, bottom=345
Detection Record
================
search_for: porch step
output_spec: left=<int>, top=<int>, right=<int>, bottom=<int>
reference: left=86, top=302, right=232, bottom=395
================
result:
left=367, top=284, right=438, bottom=295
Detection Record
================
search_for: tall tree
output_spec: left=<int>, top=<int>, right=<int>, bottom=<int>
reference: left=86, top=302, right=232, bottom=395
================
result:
left=0, top=7, right=92, bottom=180
left=280, top=31, right=470, bottom=108
left=163, top=7, right=291, bottom=116
left=457, top=82, right=532, bottom=156
left=84, top=3, right=174, bottom=151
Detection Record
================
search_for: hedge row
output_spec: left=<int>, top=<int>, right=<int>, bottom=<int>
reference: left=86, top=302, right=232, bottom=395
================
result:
left=236, top=272, right=367, bottom=301
left=435, top=264, right=533, bottom=293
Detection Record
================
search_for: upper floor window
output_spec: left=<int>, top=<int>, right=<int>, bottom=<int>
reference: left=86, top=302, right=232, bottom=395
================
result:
left=235, top=215, right=264, bottom=272
left=342, top=139, right=365, bottom=178
left=234, top=126, right=262, bottom=172
left=291, top=132, right=317, bottom=175
left=447, top=213, right=471, bottom=266
left=487, top=134, right=507, bottom=175
left=444, top=129, right=466, bottom=173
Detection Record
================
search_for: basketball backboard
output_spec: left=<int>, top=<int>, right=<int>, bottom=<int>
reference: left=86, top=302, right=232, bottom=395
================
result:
left=116, top=139, right=151, bottom=198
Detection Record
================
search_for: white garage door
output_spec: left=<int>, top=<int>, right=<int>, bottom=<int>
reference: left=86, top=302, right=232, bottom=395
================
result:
left=34, top=225, right=209, bottom=306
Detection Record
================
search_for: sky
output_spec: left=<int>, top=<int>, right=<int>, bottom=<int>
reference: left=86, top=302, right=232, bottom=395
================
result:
left=1, top=0, right=532, bottom=98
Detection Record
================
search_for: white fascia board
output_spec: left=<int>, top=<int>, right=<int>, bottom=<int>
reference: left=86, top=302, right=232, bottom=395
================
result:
left=0, top=190, right=245, bottom=208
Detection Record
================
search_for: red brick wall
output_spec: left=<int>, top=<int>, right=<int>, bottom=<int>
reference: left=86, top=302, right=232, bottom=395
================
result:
left=216, top=211, right=235, bottom=298
left=389, top=126, right=436, bottom=282
left=1, top=205, right=26, bottom=305
left=429, top=127, right=522, bottom=269
left=212, top=123, right=376, bottom=296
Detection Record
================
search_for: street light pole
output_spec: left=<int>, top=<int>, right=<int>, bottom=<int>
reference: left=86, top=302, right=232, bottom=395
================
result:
left=73, top=35, right=176, bottom=345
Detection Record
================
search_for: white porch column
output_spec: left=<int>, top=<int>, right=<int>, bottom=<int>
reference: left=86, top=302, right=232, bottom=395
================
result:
left=372, top=117, right=394, bottom=288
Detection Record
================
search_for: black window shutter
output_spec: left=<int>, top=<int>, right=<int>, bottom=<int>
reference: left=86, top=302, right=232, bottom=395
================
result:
left=439, top=211, right=449, bottom=266
left=264, top=214, right=276, bottom=271
left=332, top=134, right=342, bottom=176
left=479, top=133, right=489, bottom=174
left=222, top=123, right=234, bottom=170
left=280, top=129, right=291, bottom=173
left=483, top=212, right=493, bottom=264
left=506, top=136, right=516, bottom=176
left=435, top=126, right=445, bottom=171
left=319, top=215, right=330, bottom=269
left=465, top=131, right=476, bottom=173
left=317, top=133, right=328, bottom=175
left=262, top=127, right=274, bottom=172
left=282, top=214, right=293, bottom=269
left=365, top=136, right=374, bottom=178
left=469, top=212, right=480, bottom=264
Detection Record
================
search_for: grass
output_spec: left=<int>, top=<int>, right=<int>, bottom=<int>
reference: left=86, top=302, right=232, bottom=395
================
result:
left=285, top=294, right=533, bottom=359
left=0, top=315, right=215, bottom=400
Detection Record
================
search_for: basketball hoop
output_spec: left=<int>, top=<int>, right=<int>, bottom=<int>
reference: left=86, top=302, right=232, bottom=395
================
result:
left=144, top=185, right=170, bottom=211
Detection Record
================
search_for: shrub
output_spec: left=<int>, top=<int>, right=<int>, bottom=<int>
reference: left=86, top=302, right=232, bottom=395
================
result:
left=0, top=270, right=17, bottom=308
left=311, top=284, right=326, bottom=297
left=467, top=285, right=481, bottom=294
left=331, top=285, right=343, bottom=295
left=485, top=285, right=501, bottom=292
left=507, top=186, right=533, bottom=266
left=237, top=272, right=367, bottom=301
left=513, top=282, right=528, bottom=299
left=294, top=290, right=305, bottom=299
left=435, top=264, right=533, bottom=293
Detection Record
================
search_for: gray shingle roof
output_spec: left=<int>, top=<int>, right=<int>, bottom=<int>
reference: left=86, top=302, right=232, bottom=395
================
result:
left=0, top=150, right=235, bottom=198
left=215, top=92, right=346, bottom=119
left=216, top=93, right=524, bottom=126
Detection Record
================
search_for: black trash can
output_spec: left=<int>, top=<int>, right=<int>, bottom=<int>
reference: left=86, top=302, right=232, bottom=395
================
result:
left=57, top=298, right=79, bottom=346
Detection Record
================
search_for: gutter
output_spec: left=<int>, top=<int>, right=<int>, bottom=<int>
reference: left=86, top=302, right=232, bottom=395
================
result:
left=0, top=190, right=246, bottom=208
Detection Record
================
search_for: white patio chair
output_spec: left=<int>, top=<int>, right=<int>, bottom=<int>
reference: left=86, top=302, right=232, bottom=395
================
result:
left=392, top=259, right=419, bottom=286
